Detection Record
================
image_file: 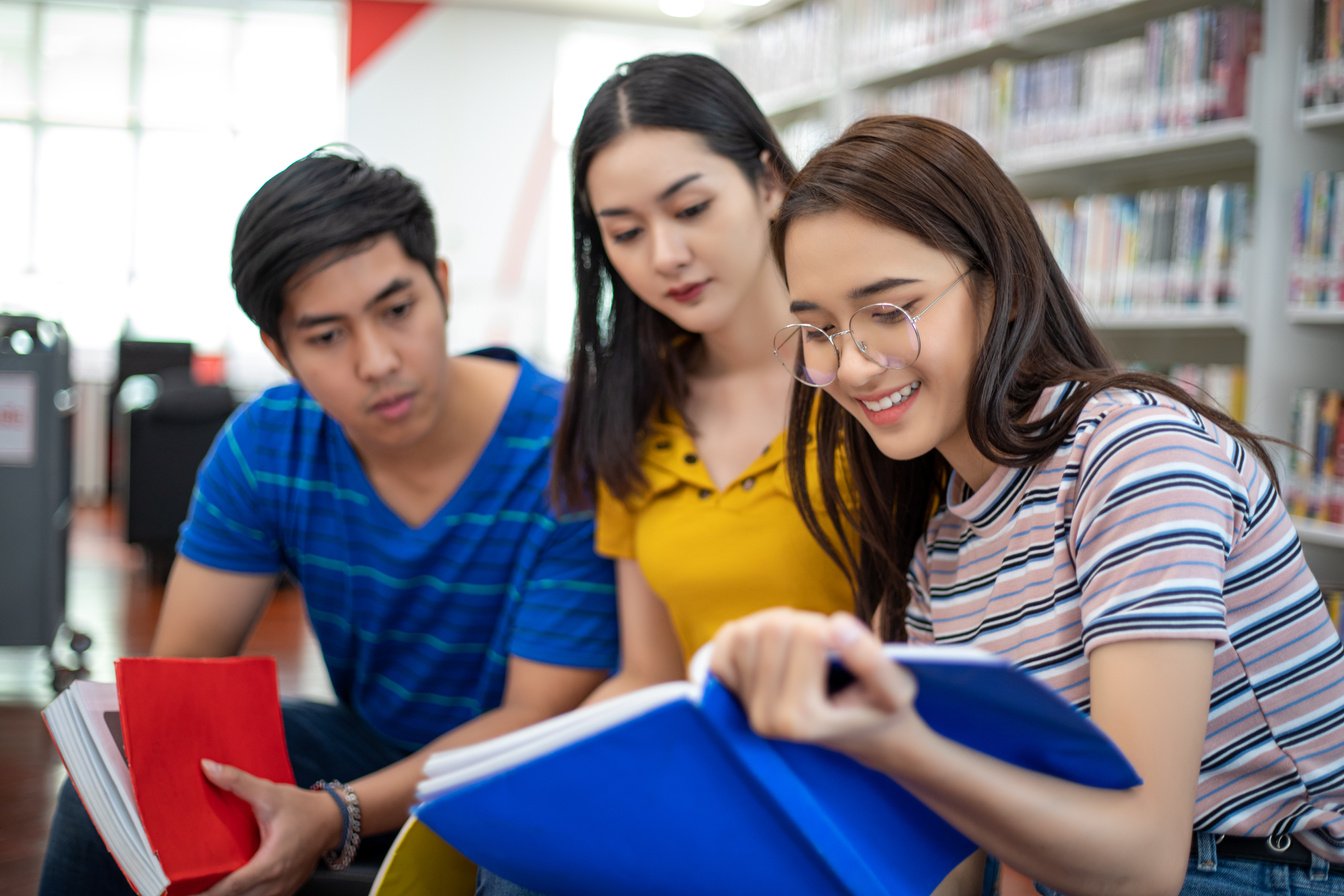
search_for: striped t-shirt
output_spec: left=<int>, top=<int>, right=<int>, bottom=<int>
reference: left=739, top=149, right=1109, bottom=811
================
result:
left=178, top=348, right=618, bottom=751
left=906, top=383, right=1344, bottom=862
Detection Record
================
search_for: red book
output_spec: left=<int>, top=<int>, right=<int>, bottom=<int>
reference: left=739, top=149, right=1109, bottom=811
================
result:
left=42, top=656, right=294, bottom=895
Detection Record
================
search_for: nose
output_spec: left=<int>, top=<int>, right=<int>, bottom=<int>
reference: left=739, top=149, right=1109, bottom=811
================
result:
left=650, top=221, right=692, bottom=276
left=833, top=329, right=883, bottom=388
left=353, top=326, right=399, bottom=381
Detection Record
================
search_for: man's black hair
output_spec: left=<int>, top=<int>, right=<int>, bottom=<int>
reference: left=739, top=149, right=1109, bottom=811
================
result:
left=231, top=145, right=439, bottom=343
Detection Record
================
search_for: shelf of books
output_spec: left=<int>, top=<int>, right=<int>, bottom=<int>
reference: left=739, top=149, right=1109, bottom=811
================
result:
left=727, top=0, right=1344, bottom=559
left=1296, top=516, right=1344, bottom=549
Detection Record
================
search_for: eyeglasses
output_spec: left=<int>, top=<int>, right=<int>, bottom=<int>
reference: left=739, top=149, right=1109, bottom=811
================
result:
left=772, top=269, right=970, bottom=387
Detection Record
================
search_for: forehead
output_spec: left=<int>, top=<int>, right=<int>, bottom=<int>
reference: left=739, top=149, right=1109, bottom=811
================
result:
left=281, top=233, right=413, bottom=318
left=782, top=211, right=946, bottom=297
left=585, top=127, right=739, bottom=206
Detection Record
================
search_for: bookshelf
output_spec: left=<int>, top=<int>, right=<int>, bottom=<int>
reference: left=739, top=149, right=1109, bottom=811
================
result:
left=724, top=0, right=1344, bottom=578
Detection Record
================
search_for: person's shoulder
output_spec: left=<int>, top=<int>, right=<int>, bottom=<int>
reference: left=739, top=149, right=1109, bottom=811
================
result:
left=226, top=380, right=331, bottom=447
left=1071, top=384, right=1211, bottom=441
left=475, top=349, right=570, bottom=434
left=1067, top=384, right=1238, bottom=477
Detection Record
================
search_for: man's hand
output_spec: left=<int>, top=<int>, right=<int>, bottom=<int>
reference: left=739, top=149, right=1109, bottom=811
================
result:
left=197, top=760, right=345, bottom=896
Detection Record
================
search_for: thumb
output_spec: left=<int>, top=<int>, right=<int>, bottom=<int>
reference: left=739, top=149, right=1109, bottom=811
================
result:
left=827, top=613, right=917, bottom=712
left=201, top=759, right=264, bottom=803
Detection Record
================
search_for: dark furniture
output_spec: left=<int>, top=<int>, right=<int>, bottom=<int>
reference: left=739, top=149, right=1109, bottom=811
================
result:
left=117, top=366, right=236, bottom=582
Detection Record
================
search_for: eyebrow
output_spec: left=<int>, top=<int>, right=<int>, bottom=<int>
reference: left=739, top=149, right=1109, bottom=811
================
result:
left=788, top=277, right=923, bottom=314
left=596, top=173, right=703, bottom=217
left=292, top=277, right=412, bottom=329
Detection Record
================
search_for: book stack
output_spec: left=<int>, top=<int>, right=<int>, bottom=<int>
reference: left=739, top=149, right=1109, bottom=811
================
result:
left=719, top=0, right=838, bottom=105
left=844, top=0, right=1009, bottom=75
left=1288, top=388, right=1344, bottom=526
left=1303, top=0, right=1344, bottom=110
left=1031, top=182, right=1251, bottom=317
left=870, top=6, right=1259, bottom=157
left=1290, top=171, right=1344, bottom=312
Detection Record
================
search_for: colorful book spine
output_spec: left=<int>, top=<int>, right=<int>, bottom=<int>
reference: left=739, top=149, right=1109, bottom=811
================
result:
left=1289, top=387, right=1344, bottom=524
left=1289, top=171, right=1344, bottom=312
left=1031, top=182, right=1251, bottom=318
left=1303, top=0, right=1344, bottom=109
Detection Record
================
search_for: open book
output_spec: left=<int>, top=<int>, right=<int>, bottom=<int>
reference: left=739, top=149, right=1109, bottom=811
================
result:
left=42, top=657, right=294, bottom=896
left=414, top=644, right=1141, bottom=896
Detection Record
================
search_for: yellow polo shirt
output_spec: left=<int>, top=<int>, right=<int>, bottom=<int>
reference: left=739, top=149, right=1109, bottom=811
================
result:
left=596, top=407, right=855, bottom=661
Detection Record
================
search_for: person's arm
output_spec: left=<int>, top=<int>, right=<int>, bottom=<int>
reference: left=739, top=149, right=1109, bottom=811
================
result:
left=150, top=557, right=277, bottom=657
left=198, top=652, right=608, bottom=896
left=584, top=558, right=686, bottom=703
left=711, top=610, right=1211, bottom=896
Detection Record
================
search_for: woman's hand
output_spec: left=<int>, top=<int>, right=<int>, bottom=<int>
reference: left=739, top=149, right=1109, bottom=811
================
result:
left=197, top=760, right=344, bottom=896
left=708, top=608, right=924, bottom=767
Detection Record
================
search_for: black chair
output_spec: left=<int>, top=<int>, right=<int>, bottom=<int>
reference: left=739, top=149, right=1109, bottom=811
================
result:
left=107, top=338, right=194, bottom=503
left=117, top=366, right=236, bottom=582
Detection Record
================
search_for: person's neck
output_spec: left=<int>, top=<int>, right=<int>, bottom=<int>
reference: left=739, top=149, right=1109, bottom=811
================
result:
left=695, top=269, right=793, bottom=379
left=939, top=428, right=998, bottom=494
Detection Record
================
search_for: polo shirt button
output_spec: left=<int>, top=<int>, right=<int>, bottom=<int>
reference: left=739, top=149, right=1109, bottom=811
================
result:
left=684, top=453, right=698, bottom=464
left=742, top=477, right=755, bottom=491
left=698, top=488, right=712, bottom=499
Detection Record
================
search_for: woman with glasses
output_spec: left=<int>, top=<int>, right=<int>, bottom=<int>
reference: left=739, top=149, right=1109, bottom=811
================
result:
left=549, top=53, right=856, bottom=703
left=710, top=115, right=1344, bottom=895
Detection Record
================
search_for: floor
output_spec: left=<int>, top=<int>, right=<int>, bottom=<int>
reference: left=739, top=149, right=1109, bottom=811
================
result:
left=0, top=505, right=332, bottom=896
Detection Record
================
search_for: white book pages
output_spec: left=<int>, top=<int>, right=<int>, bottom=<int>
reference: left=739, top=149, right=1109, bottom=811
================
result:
left=418, top=681, right=694, bottom=799
left=43, top=682, right=169, bottom=896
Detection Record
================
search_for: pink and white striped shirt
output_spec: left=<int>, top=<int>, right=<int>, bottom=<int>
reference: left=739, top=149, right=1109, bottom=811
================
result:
left=906, top=383, right=1344, bottom=862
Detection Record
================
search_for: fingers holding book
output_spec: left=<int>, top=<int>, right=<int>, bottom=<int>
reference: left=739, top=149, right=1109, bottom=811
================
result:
left=709, top=609, right=922, bottom=765
left=197, top=761, right=344, bottom=896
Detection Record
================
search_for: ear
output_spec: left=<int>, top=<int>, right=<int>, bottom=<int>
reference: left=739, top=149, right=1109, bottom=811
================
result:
left=757, top=149, right=784, bottom=219
left=435, top=257, right=451, bottom=319
left=260, top=332, right=295, bottom=378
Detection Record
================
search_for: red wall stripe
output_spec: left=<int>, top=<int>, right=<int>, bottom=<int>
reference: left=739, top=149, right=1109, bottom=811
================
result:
left=348, top=0, right=431, bottom=82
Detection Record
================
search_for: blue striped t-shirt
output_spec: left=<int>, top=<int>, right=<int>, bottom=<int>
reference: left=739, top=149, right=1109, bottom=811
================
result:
left=178, top=348, right=617, bottom=750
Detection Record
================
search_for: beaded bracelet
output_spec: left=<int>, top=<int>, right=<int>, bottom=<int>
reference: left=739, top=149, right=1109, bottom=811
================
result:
left=310, top=779, right=361, bottom=871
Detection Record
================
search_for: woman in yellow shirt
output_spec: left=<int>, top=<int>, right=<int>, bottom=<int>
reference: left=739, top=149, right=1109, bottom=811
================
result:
left=551, top=53, right=856, bottom=692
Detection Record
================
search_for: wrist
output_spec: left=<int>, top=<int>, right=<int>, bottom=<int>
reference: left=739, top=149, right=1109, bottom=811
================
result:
left=310, top=780, right=362, bottom=870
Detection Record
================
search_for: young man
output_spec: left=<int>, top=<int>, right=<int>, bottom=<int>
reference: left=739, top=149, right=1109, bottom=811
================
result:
left=40, top=148, right=619, bottom=895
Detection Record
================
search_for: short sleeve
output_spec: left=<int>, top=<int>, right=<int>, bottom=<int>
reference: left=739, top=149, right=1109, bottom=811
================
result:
left=594, top=480, right=636, bottom=559
left=506, top=508, right=618, bottom=670
left=176, top=409, right=284, bottom=575
left=1070, top=402, right=1238, bottom=655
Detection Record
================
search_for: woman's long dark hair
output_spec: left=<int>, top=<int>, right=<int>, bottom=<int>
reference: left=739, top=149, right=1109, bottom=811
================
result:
left=775, top=116, right=1278, bottom=642
left=551, top=53, right=797, bottom=509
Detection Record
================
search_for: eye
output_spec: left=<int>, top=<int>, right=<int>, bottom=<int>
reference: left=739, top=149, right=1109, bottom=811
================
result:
left=386, top=300, right=414, bottom=319
left=801, top=327, right=832, bottom=344
left=306, top=329, right=342, bottom=347
left=609, top=227, right=642, bottom=245
left=676, top=200, right=710, bottom=219
left=867, top=305, right=910, bottom=325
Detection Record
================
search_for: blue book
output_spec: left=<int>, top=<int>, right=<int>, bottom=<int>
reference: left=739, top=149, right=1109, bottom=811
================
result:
left=413, top=645, right=1140, bottom=896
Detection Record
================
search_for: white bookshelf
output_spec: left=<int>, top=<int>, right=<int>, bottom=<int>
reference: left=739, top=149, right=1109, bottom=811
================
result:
left=1294, top=516, right=1344, bottom=550
left=726, top=0, right=1344, bottom=563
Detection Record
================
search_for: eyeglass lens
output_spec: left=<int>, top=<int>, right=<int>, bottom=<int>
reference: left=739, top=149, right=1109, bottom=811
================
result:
left=772, top=304, right=922, bottom=386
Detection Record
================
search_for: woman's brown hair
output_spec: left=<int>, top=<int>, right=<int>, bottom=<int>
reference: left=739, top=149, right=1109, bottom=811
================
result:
left=774, top=115, right=1277, bottom=642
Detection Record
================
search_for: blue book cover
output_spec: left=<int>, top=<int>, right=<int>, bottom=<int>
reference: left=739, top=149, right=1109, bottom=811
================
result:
left=412, top=645, right=1140, bottom=896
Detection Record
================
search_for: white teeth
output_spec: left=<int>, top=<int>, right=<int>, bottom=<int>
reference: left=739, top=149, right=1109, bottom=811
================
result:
left=862, top=380, right=920, bottom=412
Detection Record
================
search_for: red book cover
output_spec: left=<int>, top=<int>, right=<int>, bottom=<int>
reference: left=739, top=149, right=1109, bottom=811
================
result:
left=116, top=657, right=294, bottom=895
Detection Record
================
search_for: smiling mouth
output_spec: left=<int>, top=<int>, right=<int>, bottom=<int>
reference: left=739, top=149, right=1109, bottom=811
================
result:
left=861, top=381, right=921, bottom=411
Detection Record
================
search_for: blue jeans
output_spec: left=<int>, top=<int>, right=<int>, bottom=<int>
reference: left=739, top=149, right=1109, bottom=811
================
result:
left=476, top=867, right=551, bottom=896
left=38, top=699, right=410, bottom=896
left=983, top=832, right=1344, bottom=895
